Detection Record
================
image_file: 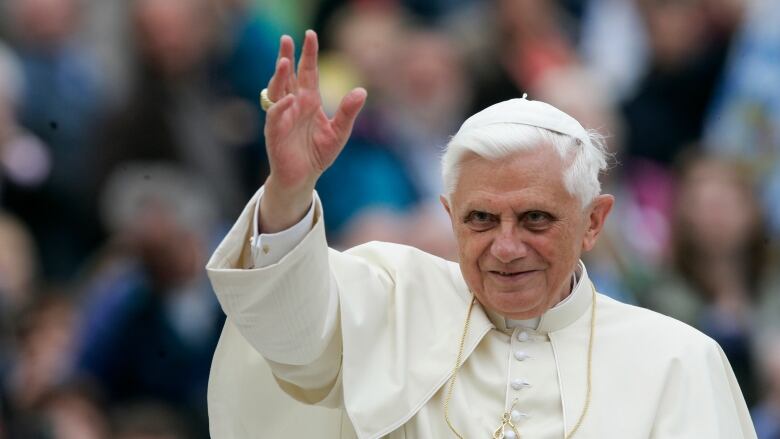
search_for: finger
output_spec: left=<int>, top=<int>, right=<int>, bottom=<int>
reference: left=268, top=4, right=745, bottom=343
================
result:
left=297, top=29, right=319, bottom=90
left=265, top=94, right=297, bottom=135
left=269, top=36, right=296, bottom=100
left=331, top=87, right=367, bottom=142
left=277, top=35, right=294, bottom=67
left=267, top=93, right=295, bottom=118
left=267, top=57, right=291, bottom=102
left=279, top=35, right=296, bottom=89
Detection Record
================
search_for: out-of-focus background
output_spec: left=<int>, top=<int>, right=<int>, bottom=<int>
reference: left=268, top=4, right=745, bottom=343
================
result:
left=0, top=0, right=778, bottom=437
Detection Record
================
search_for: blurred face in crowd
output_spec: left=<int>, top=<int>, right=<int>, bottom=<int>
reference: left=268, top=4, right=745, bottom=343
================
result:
left=395, top=31, right=467, bottom=129
left=134, top=0, right=211, bottom=76
left=442, top=147, right=612, bottom=319
left=640, top=0, right=707, bottom=67
left=10, top=0, right=79, bottom=46
left=42, top=391, right=109, bottom=439
left=131, top=201, right=205, bottom=289
left=498, top=0, right=560, bottom=37
left=333, top=5, right=404, bottom=92
left=676, top=161, right=758, bottom=257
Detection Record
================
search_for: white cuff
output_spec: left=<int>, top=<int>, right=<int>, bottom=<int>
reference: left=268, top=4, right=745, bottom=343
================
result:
left=249, top=193, right=316, bottom=268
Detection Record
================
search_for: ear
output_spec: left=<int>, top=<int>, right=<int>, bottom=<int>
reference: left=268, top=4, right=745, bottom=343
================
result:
left=440, top=195, right=453, bottom=220
left=581, top=194, right=614, bottom=252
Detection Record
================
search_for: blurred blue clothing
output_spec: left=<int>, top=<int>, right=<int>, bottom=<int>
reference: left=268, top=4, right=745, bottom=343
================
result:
left=704, top=0, right=780, bottom=235
left=211, top=14, right=279, bottom=104
left=76, top=263, right=224, bottom=423
left=584, top=267, right=636, bottom=305
left=705, top=0, right=780, bottom=160
left=316, top=133, right=419, bottom=236
left=209, top=12, right=280, bottom=196
left=752, top=402, right=780, bottom=439
left=11, top=44, right=105, bottom=280
left=19, top=45, right=103, bottom=193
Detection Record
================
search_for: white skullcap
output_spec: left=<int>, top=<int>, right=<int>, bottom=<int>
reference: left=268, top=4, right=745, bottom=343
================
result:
left=455, top=95, right=589, bottom=145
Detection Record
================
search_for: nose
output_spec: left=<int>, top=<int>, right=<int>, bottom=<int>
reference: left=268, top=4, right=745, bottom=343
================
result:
left=490, top=227, right=528, bottom=264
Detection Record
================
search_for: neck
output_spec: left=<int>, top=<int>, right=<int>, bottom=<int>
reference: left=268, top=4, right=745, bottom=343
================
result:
left=536, top=268, right=579, bottom=317
left=558, top=272, right=577, bottom=303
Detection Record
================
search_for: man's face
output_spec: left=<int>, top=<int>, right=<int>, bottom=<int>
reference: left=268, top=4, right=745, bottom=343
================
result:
left=442, top=147, right=612, bottom=319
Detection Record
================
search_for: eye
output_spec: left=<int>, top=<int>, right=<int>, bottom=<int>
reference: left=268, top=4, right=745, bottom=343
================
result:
left=464, top=211, right=497, bottom=231
left=522, top=211, right=553, bottom=230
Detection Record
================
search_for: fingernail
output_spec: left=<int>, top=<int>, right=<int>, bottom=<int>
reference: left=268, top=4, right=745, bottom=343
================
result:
left=353, top=88, right=367, bottom=98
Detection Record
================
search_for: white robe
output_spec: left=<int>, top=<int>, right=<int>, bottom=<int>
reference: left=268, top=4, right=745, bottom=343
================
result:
left=206, top=188, right=757, bottom=438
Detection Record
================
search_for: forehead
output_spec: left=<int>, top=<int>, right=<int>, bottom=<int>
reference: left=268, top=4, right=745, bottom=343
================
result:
left=452, top=147, right=574, bottom=209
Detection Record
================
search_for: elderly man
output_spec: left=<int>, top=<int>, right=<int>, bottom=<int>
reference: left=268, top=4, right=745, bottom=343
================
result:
left=206, top=31, right=756, bottom=438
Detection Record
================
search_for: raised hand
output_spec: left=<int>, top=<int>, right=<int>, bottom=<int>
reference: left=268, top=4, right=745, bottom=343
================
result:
left=260, top=30, right=367, bottom=232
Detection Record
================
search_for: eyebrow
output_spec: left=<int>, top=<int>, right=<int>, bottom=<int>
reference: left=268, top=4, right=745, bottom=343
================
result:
left=460, top=200, right=558, bottom=214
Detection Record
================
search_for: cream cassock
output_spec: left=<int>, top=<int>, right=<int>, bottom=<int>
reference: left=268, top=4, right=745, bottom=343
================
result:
left=205, top=188, right=756, bottom=439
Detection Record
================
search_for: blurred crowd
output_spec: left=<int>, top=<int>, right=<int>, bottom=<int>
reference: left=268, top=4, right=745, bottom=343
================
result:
left=0, top=0, right=778, bottom=437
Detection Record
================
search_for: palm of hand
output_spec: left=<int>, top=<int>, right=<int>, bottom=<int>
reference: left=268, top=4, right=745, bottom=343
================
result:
left=264, top=31, right=366, bottom=192
left=265, top=90, right=337, bottom=188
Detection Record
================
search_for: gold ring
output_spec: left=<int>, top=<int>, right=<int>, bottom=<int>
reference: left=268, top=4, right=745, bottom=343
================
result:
left=260, top=88, right=275, bottom=111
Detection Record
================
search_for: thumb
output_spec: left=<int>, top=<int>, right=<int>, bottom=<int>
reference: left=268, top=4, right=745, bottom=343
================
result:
left=331, top=87, right=367, bottom=143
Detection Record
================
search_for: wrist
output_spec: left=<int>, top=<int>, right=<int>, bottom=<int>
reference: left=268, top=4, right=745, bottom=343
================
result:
left=260, top=177, right=315, bottom=233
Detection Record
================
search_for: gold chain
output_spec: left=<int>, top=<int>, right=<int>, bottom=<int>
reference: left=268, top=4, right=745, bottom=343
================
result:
left=443, top=295, right=477, bottom=439
left=564, top=284, right=596, bottom=439
left=443, top=284, right=597, bottom=439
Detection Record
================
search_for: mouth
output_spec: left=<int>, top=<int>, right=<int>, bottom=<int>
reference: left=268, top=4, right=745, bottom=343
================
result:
left=488, top=270, right=538, bottom=279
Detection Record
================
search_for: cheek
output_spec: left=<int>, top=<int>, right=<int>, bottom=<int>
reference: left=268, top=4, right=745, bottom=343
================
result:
left=458, top=233, right=491, bottom=263
left=455, top=231, right=490, bottom=273
left=524, top=233, right=558, bottom=259
left=526, top=229, right=579, bottom=265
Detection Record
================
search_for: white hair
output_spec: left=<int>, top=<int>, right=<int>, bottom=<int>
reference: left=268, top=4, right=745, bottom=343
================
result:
left=99, top=162, right=219, bottom=236
left=441, top=123, right=609, bottom=207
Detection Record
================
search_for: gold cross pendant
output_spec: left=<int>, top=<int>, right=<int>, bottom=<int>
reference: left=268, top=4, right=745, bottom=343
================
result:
left=492, top=399, right=521, bottom=439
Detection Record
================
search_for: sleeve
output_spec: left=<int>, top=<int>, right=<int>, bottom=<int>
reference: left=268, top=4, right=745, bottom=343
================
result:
left=206, top=186, right=342, bottom=405
left=247, top=189, right=316, bottom=267
left=649, top=339, right=758, bottom=439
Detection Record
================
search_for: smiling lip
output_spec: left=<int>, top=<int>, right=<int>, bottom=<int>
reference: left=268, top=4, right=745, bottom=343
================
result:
left=488, top=269, right=538, bottom=281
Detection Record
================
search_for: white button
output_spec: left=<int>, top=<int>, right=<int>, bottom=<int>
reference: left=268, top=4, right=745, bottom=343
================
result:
left=517, top=331, right=529, bottom=342
left=504, top=430, right=517, bottom=439
left=511, top=410, right=527, bottom=422
left=514, top=350, right=529, bottom=361
left=511, top=378, right=529, bottom=390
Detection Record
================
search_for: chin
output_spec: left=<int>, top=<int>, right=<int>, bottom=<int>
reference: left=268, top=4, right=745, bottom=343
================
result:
left=482, top=288, right=548, bottom=318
